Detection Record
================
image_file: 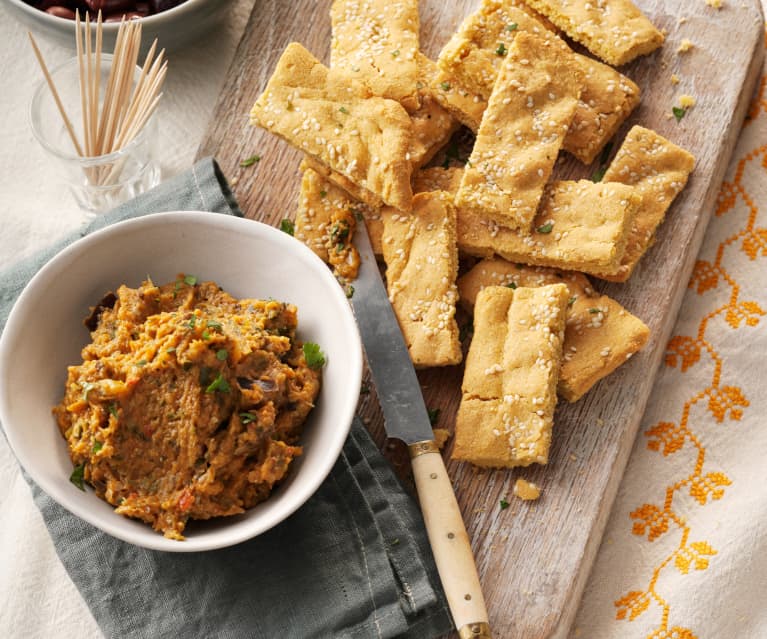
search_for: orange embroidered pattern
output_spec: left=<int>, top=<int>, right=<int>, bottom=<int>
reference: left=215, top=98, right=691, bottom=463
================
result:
left=614, top=117, right=767, bottom=638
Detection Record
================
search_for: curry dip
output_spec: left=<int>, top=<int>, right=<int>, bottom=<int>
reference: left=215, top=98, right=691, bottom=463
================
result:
left=53, top=276, right=322, bottom=540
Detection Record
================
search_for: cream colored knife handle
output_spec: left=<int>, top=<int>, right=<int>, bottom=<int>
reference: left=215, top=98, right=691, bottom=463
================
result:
left=409, top=441, right=492, bottom=639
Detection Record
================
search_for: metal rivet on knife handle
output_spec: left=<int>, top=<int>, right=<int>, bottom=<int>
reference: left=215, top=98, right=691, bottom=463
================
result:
left=408, top=439, right=440, bottom=458
left=458, top=622, right=492, bottom=638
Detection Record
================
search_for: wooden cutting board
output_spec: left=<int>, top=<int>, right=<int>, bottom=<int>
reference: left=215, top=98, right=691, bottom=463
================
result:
left=197, top=1, right=764, bottom=636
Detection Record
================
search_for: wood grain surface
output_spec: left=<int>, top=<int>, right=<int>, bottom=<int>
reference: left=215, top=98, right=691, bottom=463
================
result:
left=196, top=2, right=765, bottom=637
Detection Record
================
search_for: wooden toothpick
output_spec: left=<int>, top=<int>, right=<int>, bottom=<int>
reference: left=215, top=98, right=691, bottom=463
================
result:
left=28, top=32, right=84, bottom=157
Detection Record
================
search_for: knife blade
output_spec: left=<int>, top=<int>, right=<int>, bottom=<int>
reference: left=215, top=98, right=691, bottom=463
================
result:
left=350, top=220, right=492, bottom=639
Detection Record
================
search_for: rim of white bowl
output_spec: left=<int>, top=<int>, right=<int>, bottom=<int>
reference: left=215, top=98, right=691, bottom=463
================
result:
left=7, top=0, right=221, bottom=29
left=0, top=211, right=363, bottom=552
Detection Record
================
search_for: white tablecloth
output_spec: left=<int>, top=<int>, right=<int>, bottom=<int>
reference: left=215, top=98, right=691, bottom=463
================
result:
left=1, top=3, right=766, bottom=638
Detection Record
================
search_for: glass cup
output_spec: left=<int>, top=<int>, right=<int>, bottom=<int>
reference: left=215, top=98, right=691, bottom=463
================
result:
left=29, top=55, right=161, bottom=215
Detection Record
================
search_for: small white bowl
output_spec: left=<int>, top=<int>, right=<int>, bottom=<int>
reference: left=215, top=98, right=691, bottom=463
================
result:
left=0, top=211, right=363, bottom=552
left=3, top=0, right=228, bottom=53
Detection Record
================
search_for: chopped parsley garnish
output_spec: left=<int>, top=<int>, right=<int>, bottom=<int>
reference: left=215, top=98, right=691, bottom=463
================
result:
left=339, top=106, right=349, bottom=114
left=239, top=155, right=261, bottom=168
left=188, top=316, right=197, bottom=329
left=589, top=307, right=601, bottom=314
left=599, top=141, right=614, bottom=166
left=441, top=139, right=465, bottom=169
left=240, top=412, right=257, bottom=424
left=216, top=349, right=228, bottom=361
left=92, top=441, right=103, bottom=453
left=205, top=373, right=231, bottom=394
left=207, top=320, right=222, bottom=330
left=303, top=342, right=326, bottom=369
left=496, top=42, right=507, bottom=56
left=346, top=285, right=355, bottom=299
left=428, top=408, right=441, bottom=425
left=70, top=463, right=86, bottom=491
left=330, top=221, right=350, bottom=247
left=391, top=49, right=400, bottom=57
left=136, top=359, right=147, bottom=366
left=280, top=218, right=295, bottom=236
left=591, top=166, right=607, bottom=183
left=108, top=403, right=119, bottom=418
left=184, top=274, right=198, bottom=286
left=672, top=106, right=687, bottom=122
left=568, top=296, right=577, bottom=307
left=499, top=498, right=510, bottom=510
left=202, top=330, right=211, bottom=341
left=440, top=81, right=451, bottom=91
left=537, top=222, right=554, bottom=234
left=591, top=142, right=614, bottom=182
left=506, top=282, right=518, bottom=289
left=320, top=190, right=327, bottom=198
left=506, top=23, right=518, bottom=31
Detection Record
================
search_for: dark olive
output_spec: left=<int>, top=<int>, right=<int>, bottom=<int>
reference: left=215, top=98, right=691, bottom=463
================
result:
left=45, top=5, right=76, bottom=18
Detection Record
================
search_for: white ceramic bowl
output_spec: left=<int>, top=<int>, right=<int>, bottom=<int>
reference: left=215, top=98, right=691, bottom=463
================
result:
left=0, top=211, right=363, bottom=552
left=3, top=0, right=228, bottom=53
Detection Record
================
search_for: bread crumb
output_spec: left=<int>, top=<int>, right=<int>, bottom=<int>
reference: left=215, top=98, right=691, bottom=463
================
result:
left=513, top=478, right=541, bottom=501
left=671, top=74, right=681, bottom=85
left=677, top=39, right=694, bottom=53
left=705, top=0, right=723, bottom=8
left=433, top=428, right=450, bottom=449
left=679, top=94, right=697, bottom=108
left=677, top=16, right=688, bottom=24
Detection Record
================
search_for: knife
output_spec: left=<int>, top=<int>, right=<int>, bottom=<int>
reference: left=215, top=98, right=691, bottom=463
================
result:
left=349, top=221, right=491, bottom=639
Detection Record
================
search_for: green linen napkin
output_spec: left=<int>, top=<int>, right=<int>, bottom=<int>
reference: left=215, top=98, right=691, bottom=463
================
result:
left=0, top=158, right=453, bottom=639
